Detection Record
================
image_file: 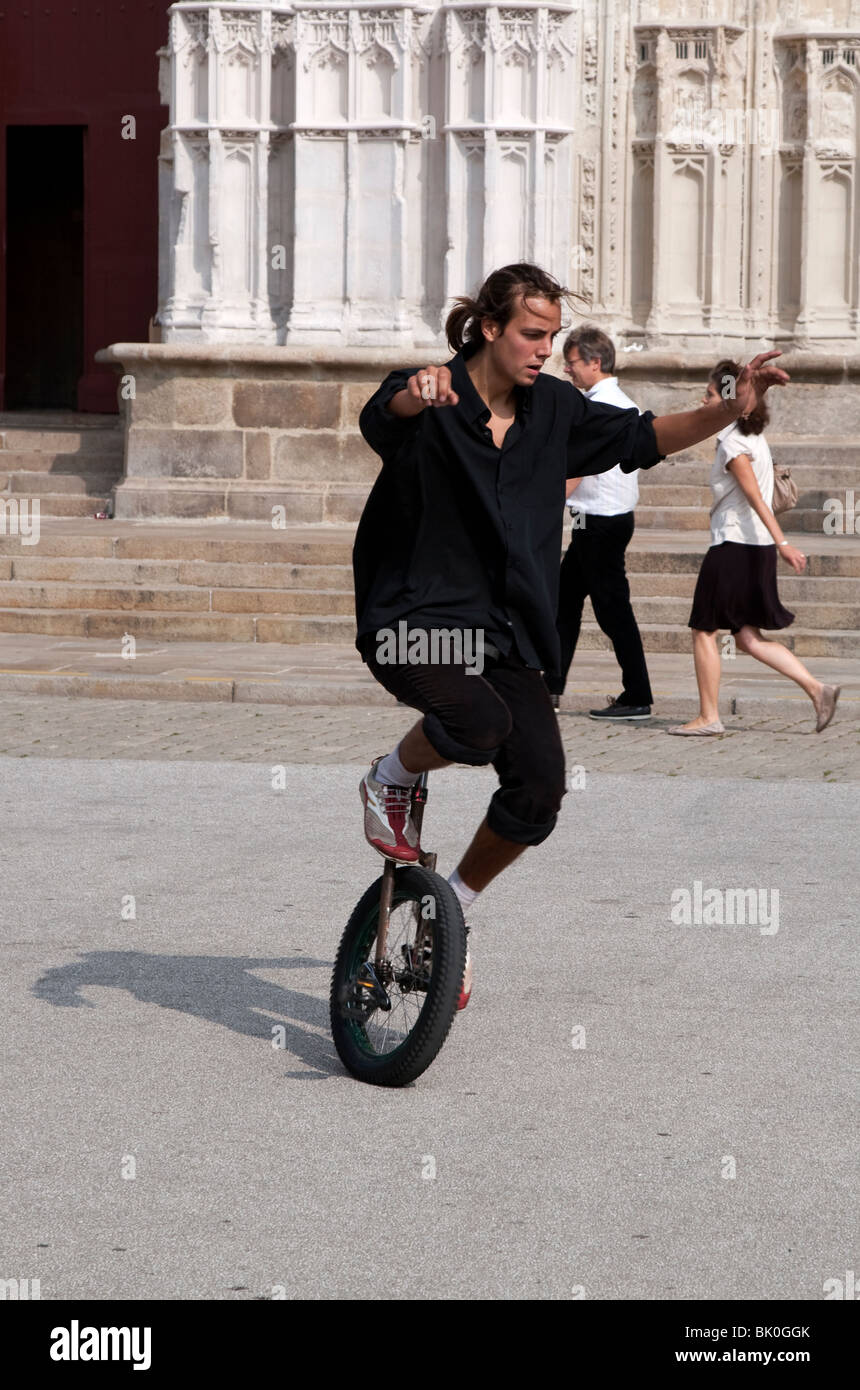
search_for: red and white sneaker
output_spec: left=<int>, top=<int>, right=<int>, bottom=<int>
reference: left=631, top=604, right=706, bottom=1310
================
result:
left=359, top=756, right=421, bottom=863
left=456, top=942, right=472, bottom=1011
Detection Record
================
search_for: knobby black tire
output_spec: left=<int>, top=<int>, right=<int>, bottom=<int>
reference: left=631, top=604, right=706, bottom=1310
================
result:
left=330, top=865, right=467, bottom=1087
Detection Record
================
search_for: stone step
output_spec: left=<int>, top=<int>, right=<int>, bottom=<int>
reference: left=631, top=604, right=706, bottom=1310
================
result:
left=2, top=493, right=114, bottom=517
left=2, top=519, right=857, bottom=571
left=578, top=623, right=860, bottom=658
left=10, top=577, right=845, bottom=628
left=760, top=439, right=860, bottom=467
left=176, top=559, right=353, bottom=590
left=633, top=505, right=844, bottom=532
left=7, top=555, right=353, bottom=590
left=636, top=483, right=849, bottom=511
left=581, top=594, right=860, bottom=630
left=624, top=548, right=860, bottom=577
left=270, top=461, right=859, bottom=499
left=0, top=450, right=123, bottom=473
left=9, top=551, right=858, bottom=606
left=668, top=436, right=859, bottom=463
left=0, top=528, right=357, bottom=565
left=0, top=607, right=356, bottom=643
left=4, top=470, right=120, bottom=496
left=0, top=581, right=210, bottom=614
left=0, top=580, right=355, bottom=616
left=209, top=587, right=354, bottom=615
left=114, top=532, right=356, bottom=566
left=0, top=428, right=123, bottom=455
left=793, top=510, right=860, bottom=534
left=634, top=485, right=715, bottom=507
left=624, top=573, right=860, bottom=602
left=114, top=479, right=369, bottom=523
left=113, top=484, right=850, bottom=534
left=633, top=506, right=712, bottom=529
left=0, top=602, right=853, bottom=656
left=638, top=461, right=859, bottom=488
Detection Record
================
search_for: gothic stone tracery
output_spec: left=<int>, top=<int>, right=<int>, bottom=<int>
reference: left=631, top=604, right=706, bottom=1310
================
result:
left=156, top=1, right=860, bottom=349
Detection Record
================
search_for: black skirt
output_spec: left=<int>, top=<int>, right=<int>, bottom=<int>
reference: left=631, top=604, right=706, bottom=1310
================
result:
left=688, top=541, right=795, bottom=634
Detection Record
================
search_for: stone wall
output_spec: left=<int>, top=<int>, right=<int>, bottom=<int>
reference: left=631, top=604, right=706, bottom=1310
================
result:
left=96, top=345, right=403, bottom=519
left=152, top=1, right=860, bottom=352
left=95, top=343, right=860, bottom=520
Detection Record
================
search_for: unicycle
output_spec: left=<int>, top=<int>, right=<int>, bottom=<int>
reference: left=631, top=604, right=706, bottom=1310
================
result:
left=330, top=772, right=467, bottom=1087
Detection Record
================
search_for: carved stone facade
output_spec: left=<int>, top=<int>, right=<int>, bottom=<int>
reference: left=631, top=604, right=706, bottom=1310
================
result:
left=153, top=0, right=860, bottom=352
left=94, top=0, right=860, bottom=519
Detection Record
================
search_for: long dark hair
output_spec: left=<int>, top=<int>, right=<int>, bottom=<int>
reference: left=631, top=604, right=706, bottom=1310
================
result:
left=445, top=263, right=577, bottom=353
left=709, top=358, right=769, bottom=435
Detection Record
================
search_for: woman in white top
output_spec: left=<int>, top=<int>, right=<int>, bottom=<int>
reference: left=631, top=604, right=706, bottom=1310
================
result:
left=668, top=359, right=841, bottom=735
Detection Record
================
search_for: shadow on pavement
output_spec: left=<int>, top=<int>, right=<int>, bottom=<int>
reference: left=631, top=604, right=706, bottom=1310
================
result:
left=32, top=951, right=341, bottom=1077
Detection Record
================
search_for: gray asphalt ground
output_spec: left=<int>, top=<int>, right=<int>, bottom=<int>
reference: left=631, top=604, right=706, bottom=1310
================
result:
left=1, top=697, right=857, bottom=1301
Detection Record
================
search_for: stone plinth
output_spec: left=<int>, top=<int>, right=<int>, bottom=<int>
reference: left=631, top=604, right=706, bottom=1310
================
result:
left=95, top=343, right=410, bottom=520
left=95, top=342, right=860, bottom=521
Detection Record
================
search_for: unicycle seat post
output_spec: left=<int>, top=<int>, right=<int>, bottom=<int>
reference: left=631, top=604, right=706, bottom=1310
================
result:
left=411, top=771, right=435, bottom=871
left=411, top=769, right=429, bottom=829
left=376, top=772, right=436, bottom=968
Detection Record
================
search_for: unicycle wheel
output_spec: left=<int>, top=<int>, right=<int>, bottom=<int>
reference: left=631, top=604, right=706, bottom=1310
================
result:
left=330, top=864, right=467, bottom=1087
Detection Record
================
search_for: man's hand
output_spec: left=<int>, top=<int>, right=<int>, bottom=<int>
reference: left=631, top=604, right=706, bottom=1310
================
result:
left=653, top=348, right=790, bottom=457
left=730, top=349, right=790, bottom=420
left=408, top=365, right=459, bottom=407
left=386, top=365, right=460, bottom=418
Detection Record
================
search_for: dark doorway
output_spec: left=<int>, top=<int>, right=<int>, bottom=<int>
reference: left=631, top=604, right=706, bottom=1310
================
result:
left=5, top=126, right=84, bottom=408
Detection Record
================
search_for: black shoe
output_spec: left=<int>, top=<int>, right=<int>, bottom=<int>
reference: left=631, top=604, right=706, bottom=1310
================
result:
left=589, top=695, right=651, bottom=721
left=549, top=693, right=560, bottom=711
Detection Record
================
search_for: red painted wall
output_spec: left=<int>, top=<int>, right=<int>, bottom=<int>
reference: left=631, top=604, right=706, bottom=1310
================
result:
left=0, top=2, right=170, bottom=412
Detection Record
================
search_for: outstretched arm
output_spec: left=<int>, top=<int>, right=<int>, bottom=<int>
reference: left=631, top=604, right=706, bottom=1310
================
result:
left=651, top=350, right=789, bottom=457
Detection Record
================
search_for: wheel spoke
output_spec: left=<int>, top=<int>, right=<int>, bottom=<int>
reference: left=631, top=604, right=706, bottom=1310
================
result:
left=332, top=865, right=465, bottom=1085
left=363, top=897, right=430, bottom=1055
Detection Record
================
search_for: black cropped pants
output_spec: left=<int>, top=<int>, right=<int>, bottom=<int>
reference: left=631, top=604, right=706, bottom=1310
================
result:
left=363, top=641, right=567, bottom=847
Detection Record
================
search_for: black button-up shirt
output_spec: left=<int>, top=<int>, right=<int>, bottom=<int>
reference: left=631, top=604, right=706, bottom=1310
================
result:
left=353, top=344, right=665, bottom=671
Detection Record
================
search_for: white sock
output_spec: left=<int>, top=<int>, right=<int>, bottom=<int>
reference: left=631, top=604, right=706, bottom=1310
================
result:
left=375, top=744, right=419, bottom=788
left=448, top=869, right=480, bottom=912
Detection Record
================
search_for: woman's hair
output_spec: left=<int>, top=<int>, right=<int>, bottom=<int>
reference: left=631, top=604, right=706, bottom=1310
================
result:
left=709, top=358, right=769, bottom=435
left=445, top=263, right=576, bottom=353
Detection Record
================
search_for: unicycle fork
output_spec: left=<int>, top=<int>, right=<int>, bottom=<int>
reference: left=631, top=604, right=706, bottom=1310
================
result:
left=373, top=771, right=436, bottom=971
left=330, top=771, right=467, bottom=1087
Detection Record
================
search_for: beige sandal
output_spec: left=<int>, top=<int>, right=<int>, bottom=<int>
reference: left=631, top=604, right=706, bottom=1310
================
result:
left=666, top=721, right=725, bottom=736
left=814, top=684, right=841, bottom=733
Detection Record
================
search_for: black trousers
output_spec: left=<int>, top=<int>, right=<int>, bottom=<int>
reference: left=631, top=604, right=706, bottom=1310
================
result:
left=364, top=643, right=566, bottom=847
left=544, top=512, right=653, bottom=705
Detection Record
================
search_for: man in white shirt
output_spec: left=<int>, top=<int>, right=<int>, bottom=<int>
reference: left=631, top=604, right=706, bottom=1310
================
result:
left=544, top=325, right=653, bottom=719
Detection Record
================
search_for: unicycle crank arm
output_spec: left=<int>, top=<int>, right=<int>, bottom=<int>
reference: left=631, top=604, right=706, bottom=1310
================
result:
left=353, top=961, right=391, bottom=1012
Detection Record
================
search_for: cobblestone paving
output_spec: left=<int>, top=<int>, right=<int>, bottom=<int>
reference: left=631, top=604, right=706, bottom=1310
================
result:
left=1, top=695, right=856, bottom=780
